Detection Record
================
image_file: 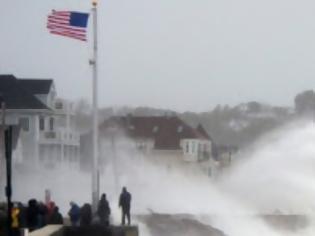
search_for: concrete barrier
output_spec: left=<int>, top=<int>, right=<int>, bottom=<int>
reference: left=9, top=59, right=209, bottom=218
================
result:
left=29, top=225, right=63, bottom=236
left=63, top=225, right=139, bottom=236
left=29, top=225, right=138, bottom=236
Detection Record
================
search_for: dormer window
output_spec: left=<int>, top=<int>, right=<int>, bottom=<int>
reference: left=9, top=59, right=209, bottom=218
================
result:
left=177, top=126, right=183, bottom=133
left=152, top=126, right=159, bottom=133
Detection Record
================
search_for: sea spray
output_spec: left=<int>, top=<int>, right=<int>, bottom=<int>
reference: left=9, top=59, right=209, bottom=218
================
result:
left=5, top=119, right=315, bottom=235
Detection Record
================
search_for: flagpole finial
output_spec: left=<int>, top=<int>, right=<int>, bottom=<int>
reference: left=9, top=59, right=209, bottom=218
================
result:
left=92, top=0, right=97, bottom=7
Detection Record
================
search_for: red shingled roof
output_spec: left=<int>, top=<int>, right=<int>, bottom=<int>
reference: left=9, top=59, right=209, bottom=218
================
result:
left=99, top=116, right=210, bottom=150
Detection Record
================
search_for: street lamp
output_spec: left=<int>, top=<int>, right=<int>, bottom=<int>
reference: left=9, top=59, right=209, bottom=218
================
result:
left=0, top=93, right=5, bottom=171
left=0, top=94, right=13, bottom=236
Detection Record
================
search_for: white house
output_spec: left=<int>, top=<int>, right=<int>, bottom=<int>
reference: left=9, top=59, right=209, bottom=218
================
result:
left=38, top=98, right=80, bottom=167
left=0, top=74, right=80, bottom=168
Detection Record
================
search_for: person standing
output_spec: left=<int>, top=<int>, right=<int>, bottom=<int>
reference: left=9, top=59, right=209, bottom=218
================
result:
left=97, top=194, right=111, bottom=226
left=80, top=203, right=92, bottom=226
left=68, top=202, right=80, bottom=226
left=11, top=203, right=20, bottom=236
left=48, top=207, right=63, bottom=225
left=26, top=199, right=39, bottom=231
left=118, top=187, right=131, bottom=225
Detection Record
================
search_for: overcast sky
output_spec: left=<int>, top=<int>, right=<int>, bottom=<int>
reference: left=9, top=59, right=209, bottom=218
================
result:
left=1, top=0, right=315, bottom=112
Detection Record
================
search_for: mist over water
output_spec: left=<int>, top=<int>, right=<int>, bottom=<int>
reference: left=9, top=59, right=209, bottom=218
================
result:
left=218, top=120, right=315, bottom=214
left=4, top=120, right=315, bottom=235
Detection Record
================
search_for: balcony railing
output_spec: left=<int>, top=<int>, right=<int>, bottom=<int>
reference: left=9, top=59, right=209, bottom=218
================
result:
left=39, top=130, right=80, bottom=145
left=45, top=131, right=56, bottom=139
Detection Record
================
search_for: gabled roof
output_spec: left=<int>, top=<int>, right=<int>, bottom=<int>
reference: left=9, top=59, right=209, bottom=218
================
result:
left=0, top=75, right=49, bottom=110
left=99, top=115, right=211, bottom=150
left=18, top=79, right=53, bottom=95
left=196, top=124, right=212, bottom=140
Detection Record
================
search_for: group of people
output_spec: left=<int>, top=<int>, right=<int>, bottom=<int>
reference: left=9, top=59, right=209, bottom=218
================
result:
left=68, top=187, right=132, bottom=226
left=68, top=194, right=111, bottom=226
left=4, top=198, right=63, bottom=234
left=0, top=187, right=132, bottom=235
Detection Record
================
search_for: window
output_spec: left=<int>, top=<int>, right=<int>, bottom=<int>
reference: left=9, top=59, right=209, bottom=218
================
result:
left=19, top=117, right=29, bottom=131
left=198, top=143, right=202, bottom=160
left=39, top=117, right=45, bottom=131
left=191, top=141, right=195, bottom=153
left=49, top=117, right=54, bottom=131
left=55, top=101, right=63, bottom=109
left=204, top=143, right=208, bottom=152
left=186, top=142, right=189, bottom=153
left=152, top=126, right=159, bottom=133
left=177, top=126, right=183, bottom=133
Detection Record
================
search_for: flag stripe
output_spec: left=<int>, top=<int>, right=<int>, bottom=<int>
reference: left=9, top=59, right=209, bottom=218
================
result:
left=49, top=28, right=86, bottom=37
left=50, top=30, right=87, bottom=41
left=47, top=24, right=86, bottom=33
left=48, top=15, right=70, bottom=21
left=47, top=20, right=69, bottom=26
left=51, top=33, right=86, bottom=42
left=47, top=20, right=71, bottom=26
left=51, top=11, right=71, bottom=16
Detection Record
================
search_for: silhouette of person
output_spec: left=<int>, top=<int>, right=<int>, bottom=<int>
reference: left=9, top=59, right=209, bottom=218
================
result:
left=97, top=194, right=111, bottom=226
left=80, top=203, right=92, bottom=226
left=26, top=199, right=39, bottom=231
left=48, top=207, right=63, bottom=225
left=119, top=187, right=131, bottom=225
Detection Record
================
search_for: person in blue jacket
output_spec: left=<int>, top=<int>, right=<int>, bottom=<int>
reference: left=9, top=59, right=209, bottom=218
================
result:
left=68, top=202, right=80, bottom=226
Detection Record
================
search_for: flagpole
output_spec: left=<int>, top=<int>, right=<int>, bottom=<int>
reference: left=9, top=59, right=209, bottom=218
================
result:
left=91, top=0, right=100, bottom=211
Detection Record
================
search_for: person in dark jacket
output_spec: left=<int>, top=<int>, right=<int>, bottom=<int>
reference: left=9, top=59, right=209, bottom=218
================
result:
left=26, top=199, right=39, bottom=231
left=38, top=202, right=48, bottom=227
left=17, top=202, right=26, bottom=229
left=119, top=187, right=131, bottom=225
left=48, top=207, right=63, bottom=225
left=0, top=204, right=6, bottom=235
left=68, top=202, right=80, bottom=226
left=97, top=194, right=111, bottom=226
left=80, top=203, right=92, bottom=226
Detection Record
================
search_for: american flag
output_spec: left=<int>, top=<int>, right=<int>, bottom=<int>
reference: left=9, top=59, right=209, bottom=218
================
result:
left=47, top=10, right=89, bottom=41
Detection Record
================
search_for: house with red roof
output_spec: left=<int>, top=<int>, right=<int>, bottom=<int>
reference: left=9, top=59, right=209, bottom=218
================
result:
left=81, top=115, right=217, bottom=176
